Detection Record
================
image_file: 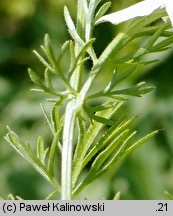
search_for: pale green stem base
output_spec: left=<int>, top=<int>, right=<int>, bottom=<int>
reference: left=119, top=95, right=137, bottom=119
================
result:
left=61, top=99, right=76, bottom=200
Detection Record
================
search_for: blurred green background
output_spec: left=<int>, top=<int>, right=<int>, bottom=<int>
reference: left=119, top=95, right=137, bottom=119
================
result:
left=0, top=0, right=173, bottom=199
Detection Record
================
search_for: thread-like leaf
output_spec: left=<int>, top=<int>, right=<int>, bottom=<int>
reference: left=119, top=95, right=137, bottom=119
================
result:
left=95, top=2, right=111, bottom=22
left=64, top=6, right=84, bottom=45
left=86, top=103, right=115, bottom=112
left=8, top=194, right=16, bottom=200
left=46, top=190, right=59, bottom=200
left=82, top=116, right=137, bottom=169
left=151, top=36, right=173, bottom=52
left=5, top=128, right=60, bottom=190
left=33, top=50, right=54, bottom=72
left=113, top=192, right=121, bottom=200
left=100, top=130, right=153, bottom=173
left=28, top=69, right=48, bottom=90
left=75, top=39, right=95, bottom=63
left=125, top=130, right=158, bottom=154
left=109, top=82, right=154, bottom=97
left=40, top=104, right=54, bottom=134
left=164, top=191, right=173, bottom=200
left=96, top=131, right=157, bottom=175
left=5, top=131, right=50, bottom=182
left=48, top=132, right=59, bottom=177
left=57, top=40, right=70, bottom=66
left=127, top=9, right=167, bottom=36
left=89, top=0, right=102, bottom=16
left=138, top=59, right=160, bottom=66
left=134, top=25, right=172, bottom=38
left=100, top=131, right=137, bottom=172
left=84, top=104, right=115, bottom=126
left=72, top=102, right=123, bottom=187
left=36, top=136, right=49, bottom=165
left=77, top=57, right=89, bottom=67
left=44, top=69, right=53, bottom=89
left=69, top=39, right=95, bottom=78
left=69, top=40, right=75, bottom=71
left=96, top=33, right=130, bottom=71
left=104, top=65, right=136, bottom=92
left=0, top=195, right=23, bottom=200
left=73, top=130, right=156, bottom=198
left=51, top=106, right=59, bottom=132
left=73, top=114, right=86, bottom=172
left=89, top=82, right=154, bottom=100
left=133, top=26, right=168, bottom=60
left=91, top=129, right=130, bottom=171
left=44, top=34, right=56, bottom=66
left=145, top=26, right=167, bottom=50
left=48, top=107, right=64, bottom=176
left=82, top=102, right=123, bottom=153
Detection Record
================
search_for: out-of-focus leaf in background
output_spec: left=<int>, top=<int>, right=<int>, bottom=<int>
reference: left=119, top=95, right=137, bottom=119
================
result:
left=0, top=0, right=173, bottom=199
left=0, top=0, right=72, bottom=199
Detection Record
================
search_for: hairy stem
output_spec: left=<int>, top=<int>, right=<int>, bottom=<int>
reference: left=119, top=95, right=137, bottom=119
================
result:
left=61, top=99, right=76, bottom=200
left=61, top=0, right=85, bottom=200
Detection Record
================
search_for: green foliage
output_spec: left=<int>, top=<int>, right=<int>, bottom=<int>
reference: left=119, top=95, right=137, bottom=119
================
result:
left=1, top=0, right=173, bottom=200
left=0, top=194, right=23, bottom=200
left=5, top=126, right=60, bottom=190
left=95, top=2, right=111, bottom=22
left=164, top=191, right=173, bottom=200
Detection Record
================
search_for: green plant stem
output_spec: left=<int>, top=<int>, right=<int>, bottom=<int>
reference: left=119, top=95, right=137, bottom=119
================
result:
left=61, top=1, right=128, bottom=200
left=61, top=99, right=76, bottom=200
left=76, top=33, right=129, bottom=111
left=61, top=0, right=85, bottom=200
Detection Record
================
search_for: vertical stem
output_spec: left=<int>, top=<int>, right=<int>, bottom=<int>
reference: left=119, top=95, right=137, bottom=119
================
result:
left=75, top=0, right=86, bottom=91
left=61, top=99, right=76, bottom=200
left=61, top=0, right=85, bottom=200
